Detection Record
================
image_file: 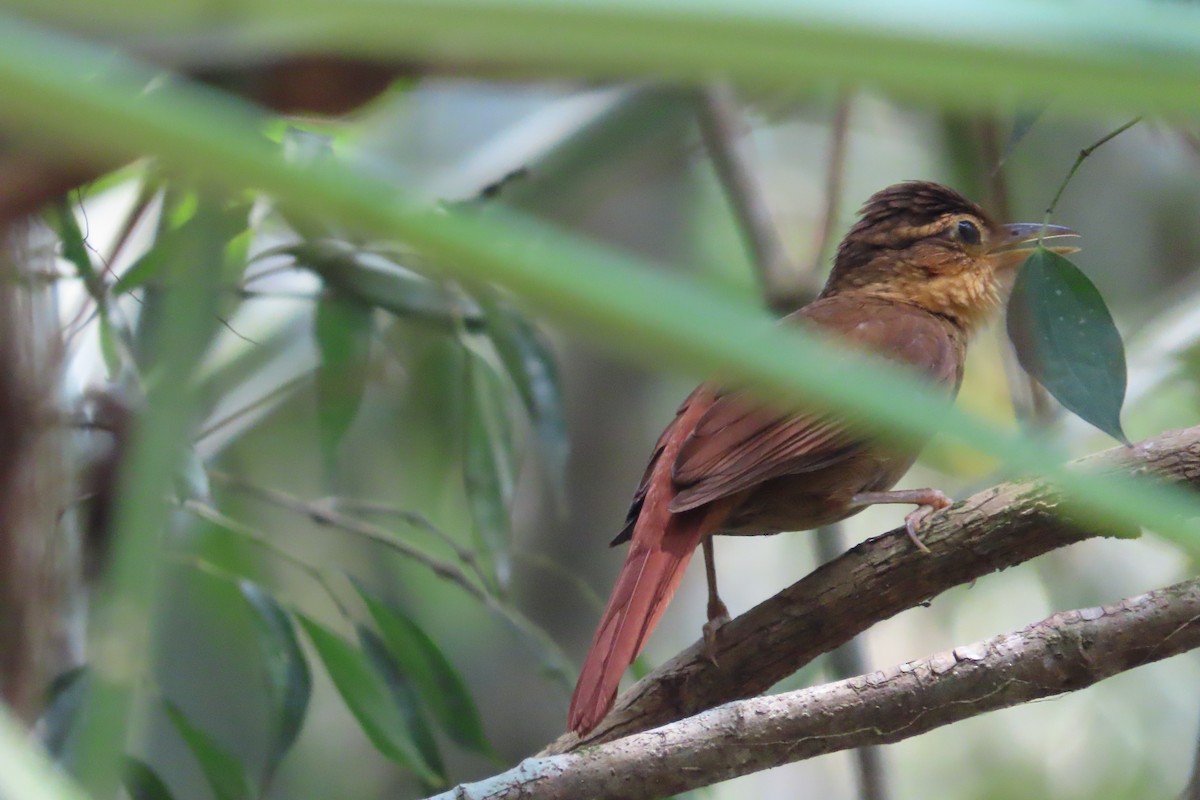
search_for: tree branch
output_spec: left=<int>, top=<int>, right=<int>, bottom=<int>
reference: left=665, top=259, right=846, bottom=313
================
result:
left=695, top=83, right=807, bottom=313
left=438, top=576, right=1200, bottom=800
left=545, top=424, right=1200, bottom=753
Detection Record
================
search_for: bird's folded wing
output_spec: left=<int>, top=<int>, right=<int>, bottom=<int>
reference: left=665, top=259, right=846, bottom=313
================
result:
left=668, top=295, right=964, bottom=512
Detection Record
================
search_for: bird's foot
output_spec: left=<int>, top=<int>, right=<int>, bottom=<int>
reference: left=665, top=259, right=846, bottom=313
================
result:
left=702, top=599, right=730, bottom=666
left=903, top=489, right=952, bottom=553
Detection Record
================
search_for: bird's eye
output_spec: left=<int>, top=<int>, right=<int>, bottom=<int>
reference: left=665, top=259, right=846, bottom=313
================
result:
left=956, top=219, right=981, bottom=245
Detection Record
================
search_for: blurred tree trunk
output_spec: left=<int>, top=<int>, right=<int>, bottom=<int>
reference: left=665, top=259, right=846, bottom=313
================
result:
left=0, top=222, right=78, bottom=724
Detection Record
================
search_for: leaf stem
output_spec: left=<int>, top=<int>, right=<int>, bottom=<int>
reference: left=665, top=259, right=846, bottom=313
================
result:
left=1043, top=117, right=1141, bottom=223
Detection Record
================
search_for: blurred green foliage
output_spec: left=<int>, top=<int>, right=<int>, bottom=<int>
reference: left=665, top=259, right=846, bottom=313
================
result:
left=0, top=4, right=1199, bottom=800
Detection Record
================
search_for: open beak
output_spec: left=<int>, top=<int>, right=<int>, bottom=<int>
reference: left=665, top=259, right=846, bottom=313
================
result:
left=987, top=222, right=1080, bottom=271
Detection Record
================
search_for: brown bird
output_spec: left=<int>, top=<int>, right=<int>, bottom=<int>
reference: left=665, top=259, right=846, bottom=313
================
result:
left=567, top=181, right=1079, bottom=735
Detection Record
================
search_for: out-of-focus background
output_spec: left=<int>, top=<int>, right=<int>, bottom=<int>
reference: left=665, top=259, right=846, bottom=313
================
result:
left=29, top=36, right=1200, bottom=800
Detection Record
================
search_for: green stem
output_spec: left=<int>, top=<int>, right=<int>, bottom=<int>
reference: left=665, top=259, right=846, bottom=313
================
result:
left=71, top=197, right=225, bottom=799
left=11, top=0, right=1200, bottom=115
left=0, top=705, right=93, bottom=800
left=1044, top=117, right=1141, bottom=223
left=0, top=21, right=1197, bottom=585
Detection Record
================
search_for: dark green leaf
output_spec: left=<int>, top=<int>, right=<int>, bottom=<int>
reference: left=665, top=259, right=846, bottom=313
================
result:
left=313, top=290, right=374, bottom=480
left=352, top=580, right=493, bottom=757
left=50, top=201, right=104, bottom=300
left=114, top=194, right=250, bottom=296
left=1007, top=247, right=1129, bottom=443
left=238, top=581, right=311, bottom=784
left=163, top=701, right=255, bottom=800
left=293, top=241, right=480, bottom=325
left=295, top=615, right=439, bottom=783
left=38, top=666, right=89, bottom=764
left=53, top=200, right=137, bottom=380
left=130, top=195, right=234, bottom=367
left=356, top=627, right=446, bottom=789
left=462, top=352, right=517, bottom=589
left=123, top=758, right=175, bottom=800
left=113, top=245, right=169, bottom=296
left=476, top=290, right=568, bottom=511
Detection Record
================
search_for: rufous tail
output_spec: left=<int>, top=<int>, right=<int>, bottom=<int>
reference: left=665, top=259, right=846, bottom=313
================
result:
left=567, top=506, right=722, bottom=735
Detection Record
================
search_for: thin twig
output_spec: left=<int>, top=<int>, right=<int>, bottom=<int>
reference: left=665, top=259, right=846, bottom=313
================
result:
left=807, top=93, right=852, bottom=279
left=61, top=178, right=158, bottom=338
left=103, top=178, right=159, bottom=281
left=328, top=496, right=492, bottom=589
left=197, top=375, right=310, bottom=442
left=813, top=524, right=888, bottom=800
left=181, top=499, right=354, bottom=619
left=208, top=469, right=489, bottom=602
left=1044, top=117, right=1141, bottom=221
left=206, top=469, right=577, bottom=691
left=695, top=83, right=803, bottom=313
left=1183, top=710, right=1200, bottom=800
left=240, top=262, right=300, bottom=286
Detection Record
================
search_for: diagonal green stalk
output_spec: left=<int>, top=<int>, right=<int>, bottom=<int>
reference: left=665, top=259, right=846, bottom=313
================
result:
left=9, top=0, right=1200, bottom=115
left=70, top=197, right=225, bottom=799
left=0, top=16, right=1192, bottom=558
left=0, top=705, right=93, bottom=800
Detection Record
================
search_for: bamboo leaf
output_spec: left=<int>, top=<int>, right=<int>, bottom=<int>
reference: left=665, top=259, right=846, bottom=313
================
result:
left=237, top=581, right=311, bottom=784
left=353, top=580, right=493, bottom=757
left=293, top=241, right=480, bottom=325
left=50, top=200, right=104, bottom=300
left=163, top=702, right=255, bottom=800
left=295, top=615, right=439, bottom=783
left=312, top=290, right=374, bottom=479
left=476, top=290, right=568, bottom=510
left=5, top=18, right=1200, bottom=560
left=123, top=758, right=175, bottom=800
left=356, top=627, right=446, bottom=789
left=38, top=667, right=88, bottom=765
left=462, top=350, right=516, bottom=589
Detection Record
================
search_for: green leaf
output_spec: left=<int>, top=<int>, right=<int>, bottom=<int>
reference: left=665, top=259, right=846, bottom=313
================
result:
left=1007, top=247, right=1129, bottom=443
left=313, top=290, right=374, bottom=480
left=293, top=241, right=480, bottom=325
left=476, top=290, right=568, bottom=510
left=237, top=581, right=311, bottom=784
left=97, top=314, right=127, bottom=379
left=163, top=701, right=255, bottom=800
left=113, top=244, right=169, bottom=296
left=462, top=351, right=517, bottom=589
left=114, top=194, right=250, bottom=297
left=50, top=201, right=104, bottom=301
left=123, top=758, right=175, bottom=800
left=356, top=628, right=446, bottom=789
left=38, top=667, right=89, bottom=765
left=11, top=16, right=1200, bottom=567
left=295, top=615, right=439, bottom=783
left=353, top=581, right=493, bottom=757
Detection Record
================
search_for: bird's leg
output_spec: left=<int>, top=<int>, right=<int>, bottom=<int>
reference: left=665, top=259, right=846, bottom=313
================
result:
left=701, top=535, right=730, bottom=664
left=849, top=488, right=953, bottom=553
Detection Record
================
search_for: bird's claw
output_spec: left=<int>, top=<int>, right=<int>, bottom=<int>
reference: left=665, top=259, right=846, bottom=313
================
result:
left=702, top=602, right=730, bottom=666
left=903, top=490, right=952, bottom=554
